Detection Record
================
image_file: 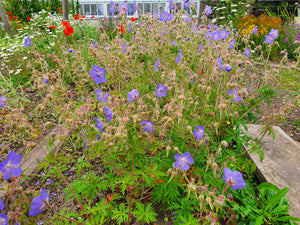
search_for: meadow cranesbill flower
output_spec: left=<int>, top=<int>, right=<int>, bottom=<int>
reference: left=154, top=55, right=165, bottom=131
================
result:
left=89, top=65, right=106, bottom=84
left=225, top=64, right=233, bottom=72
left=228, top=88, right=241, bottom=102
left=95, top=89, right=110, bottom=102
left=172, top=40, right=176, bottom=46
left=94, top=118, right=103, bottom=133
left=198, top=42, right=203, bottom=53
left=230, top=40, right=236, bottom=49
left=127, top=89, right=140, bottom=102
left=24, top=36, right=31, bottom=48
left=104, top=106, right=113, bottom=122
left=169, top=0, right=174, bottom=11
left=155, top=57, right=159, bottom=71
left=269, top=28, right=279, bottom=38
left=122, top=43, right=126, bottom=54
left=253, top=25, right=258, bottom=35
left=244, top=47, right=251, bottom=57
left=205, top=31, right=212, bottom=40
left=283, top=37, right=288, bottom=43
left=110, top=1, right=116, bottom=14
left=118, top=2, right=129, bottom=13
left=220, top=29, right=229, bottom=39
left=94, top=40, right=97, bottom=48
left=193, top=125, right=204, bottom=140
left=0, top=151, right=22, bottom=180
left=44, top=78, right=49, bottom=84
left=160, top=11, right=169, bottom=22
left=174, top=152, right=194, bottom=171
left=133, top=0, right=137, bottom=13
left=155, top=84, right=168, bottom=97
left=175, top=49, right=182, bottom=63
left=203, top=5, right=212, bottom=16
left=222, top=168, right=246, bottom=190
left=68, top=48, right=74, bottom=53
left=29, top=189, right=49, bottom=216
left=0, top=198, right=4, bottom=210
left=212, top=31, right=221, bottom=41
left=0, top=213, right=8, bottom=225
left=129, top=23, right=132, bottom=33
left=264, top=34, right=275, bottom=44
left=184, top=0, right=190, bottom=8
left=0, top=96, right=7, bottom=107
left=141, top=120, right=154, bottom=133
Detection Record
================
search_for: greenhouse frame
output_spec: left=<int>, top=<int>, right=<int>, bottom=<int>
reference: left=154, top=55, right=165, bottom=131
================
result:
left=78, top=0, right=201, bottom=18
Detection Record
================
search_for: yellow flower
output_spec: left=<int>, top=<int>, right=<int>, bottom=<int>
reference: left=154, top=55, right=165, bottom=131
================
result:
left=226, top=121, right=230, bottom=125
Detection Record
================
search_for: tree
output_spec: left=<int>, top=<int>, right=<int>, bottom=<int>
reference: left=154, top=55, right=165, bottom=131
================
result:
left=0, top=1, right=14, bottom=37
left=62, top=0, right=69, bottom=21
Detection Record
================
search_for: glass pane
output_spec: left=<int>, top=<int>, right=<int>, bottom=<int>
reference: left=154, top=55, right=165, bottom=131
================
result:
left=80, top=4, right=84, bottom=15
left=84, top=4, right=90, bottom=15
left=97, top=4, right=103, bottom=15
left=175, top=3, right=182, bottom=12
left=158, top=3, right=165, bottom=14
left=184, top=5, right=190, bottom=13
left=192, top=2, right=197, bottom=15
left=137, top=3, right=143, bottom=14
left=128, top=3, right=134, bottom=15
left=144, top=3, right=151, bottom=14
left=91, top=4, right=97, bottom=15
left=152, top=3, right=158, bottom=15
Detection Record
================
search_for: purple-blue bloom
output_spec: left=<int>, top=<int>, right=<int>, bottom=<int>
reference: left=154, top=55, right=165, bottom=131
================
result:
left=127, top=89, right=140, bottom=102
left=0, top=198, right=4, bottom=210
left=94, top=40, right=97, bottom=48
left=122, top=43, right=126, bottom=54
left=118, top=2, right=129, bottom=13
left=220, top=29, right=229, bottom=40
left=24, top=36, right=31, bottom=48
left=141, top=120, right=154, bottom=133
left=193, top=125, right=204, bottom=140
left=133, top=0, right=137, bottom=13
left=0, top=151, right=22, bottom=180
left=228, top=88, right=242, bottom=102
left=225, top=64, right=233, bottom=72
left=44, top=78, right=49, bottom=84
left=217, top=58, right=222, bottom=65
left=95, top=89, right=110, bottom=102
left=129, top=23, right=132, bottom=33
left=104, top=106, right=113, bottom=122
left=155, top=57, right=159, bottom=71
left=94, top=118, right=103, bottom=133
left=0, top=213, right=8, bottom=225
left=109, top=1, right=116, bottom=14
left=230, top=40, right=236, bottom=49
left=184, top=0, right=190, bottom=8
left=212, top=31, right=221, bottom=41
left=160, top=11, right=169, bottom=22
left=68, top=48, right=73, bottom=53
left=253, top=25, right=258, bottom=35
left=244, top=47, right=251, bottom=57
left=29, top=189, right=49, bottom=216
left=264, top=34, right=275, bottom=44
left=205, top=32, right=212, bottom=40
left=174, top=152, right=194, bottom=171
left=0, top=96, right=7, bottom=108
left=169, top=0, right=174, bottom=11
left=203, top=5, right=212, bottom=16
left=175, top=49, right=182, bottom=64
left=155, top=84, right=168, bottom=97
left=89, top=65, right=106, bottom=84
left=222, top=168, right=246, bottom=190
left=269, top=29, right=279, bottom=38
left=172, top=40, right=176, bottom=46
left=198, top=43, right=203, bottom=53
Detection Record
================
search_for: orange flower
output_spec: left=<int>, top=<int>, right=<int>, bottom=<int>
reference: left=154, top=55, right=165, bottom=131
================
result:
left=130, top=17, right=136, bottom=21
left=118, top=24, right=125, bottom=34
left=73, top=14, right=79, bottom=20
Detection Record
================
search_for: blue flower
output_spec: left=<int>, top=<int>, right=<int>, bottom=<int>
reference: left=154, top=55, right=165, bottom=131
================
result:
left=253, top=25, right=258, bottom=35
left=24, top=36, right=31, bottom=48
left=160, top=11, right=169, bottom=22
left=155, top=84, right=168, bottom=97
left=89, top=65, right=106, bottom=84
left=44, top=78, right=49, bottom=84
left=133, top=0, right=137, bottom=13
left=184, top=0, right=190, bottom=8
left=109, top=1, right=116, bottom=14
left=141, top=120, right=154, bottom=133
left=228, top=88, right=242, bottom=102
left=174, top=152, right=194, bottom=171
left=95, top=89, right=110, bottom=102
left=220, top=29, right=229, bottom=40
left=212, top=31, right=221, bottom=41
left=0, top=151, right=22, bottom=180
left=129, top=23, right=132, bottom=33
left=68, top=48, right=74, bottom=53
left=94, top=40, right=97, bottom=48
left=269, top=29, right=279, bottom=38
left=172, top=40, right=176, bottom=46
left=0, top=198, right=4, bottom=210
left=203, top=5, right=212, bottom=16
left=29, top=189, right=49, bottom=216
left=0, top=96, right=7, bottom=108
left=225, top=64, right=233, bottom=72
left=154, top=57, right=159, bottom=71
left=198, top=43, right=203, bottom=53
left=222, top=168, right=246, bottom=190
left=264, top=34, right=275, bottom=44
left=127, top=89, right=140, bottom=102
left=175, top=49, right=182, bottom=64
left=193, top=125, right=204, bottom=140
left=169, top=0, right=174, bottom=11
left=244, top=47, right=251, bottom=57
left=230, top=40, right=236, bottom=49
left=0, top=213, right=8, bottom=225
left=122, top=43, right=126, bottom=54
left=94, top=118, right=103, bottom=133
left=118, top=2, right=129, bottom=13
left=104, top=106, right=113, bottom=122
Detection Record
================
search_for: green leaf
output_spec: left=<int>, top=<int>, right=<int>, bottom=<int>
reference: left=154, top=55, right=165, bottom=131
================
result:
left=132, top=202, right=157, bottom=224
left=255, top=215, right=264, bottom=225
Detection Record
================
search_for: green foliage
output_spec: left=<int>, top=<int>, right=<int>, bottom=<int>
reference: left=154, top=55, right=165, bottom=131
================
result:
left=132, top=202, right=158, bottom=224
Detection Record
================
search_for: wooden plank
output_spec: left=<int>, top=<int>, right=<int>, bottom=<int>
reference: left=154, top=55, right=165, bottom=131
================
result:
left=0, top=126, right=69, bottom=198
left=243, top=124, right=300, bottom=219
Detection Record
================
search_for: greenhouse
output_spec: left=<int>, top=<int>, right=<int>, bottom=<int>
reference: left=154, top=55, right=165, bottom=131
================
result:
left=78, top=0, right=200, bottom=18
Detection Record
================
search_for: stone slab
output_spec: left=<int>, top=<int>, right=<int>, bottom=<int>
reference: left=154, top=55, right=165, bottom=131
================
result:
left=0, top=126, right=69, bottom=197
left=243, top=124, right=300, bottom=219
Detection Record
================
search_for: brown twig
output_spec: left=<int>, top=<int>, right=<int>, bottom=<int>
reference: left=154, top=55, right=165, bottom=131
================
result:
left=56, top=213, right=85, bottom=225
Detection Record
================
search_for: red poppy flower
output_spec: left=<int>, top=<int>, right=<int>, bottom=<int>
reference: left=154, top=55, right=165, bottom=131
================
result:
left=9, top=16, right=12, bottom=21
left=18, top=25, right=21, bottom=29
left=81, top=15, right=85, bottom=18
left=63, top=25, right=74, bottom=36
left=27, top=17, right=31, bottom=21
left=48, top=26, right=56, bottom=29
left=91, top=16, right=95, bottom=19
left=118, top=25, right=125, bottom=34
left=130, top=17, right=136, bottom=21
left=14, top=16, right=17, bottom=19
left=61, top=21, right=69, bottom=27
left=60, top=10, right=63, bottom=14
left=73, top=14, right=79, bottom=20
left=8, top=12, right=12, bottom=15
left=57, top=7, right=62, bottom=10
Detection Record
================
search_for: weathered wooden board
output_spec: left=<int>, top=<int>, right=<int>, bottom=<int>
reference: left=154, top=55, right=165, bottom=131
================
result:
left=0, top=126, right=69, bottom=198
left=243, top=124, right=300, bottom=219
